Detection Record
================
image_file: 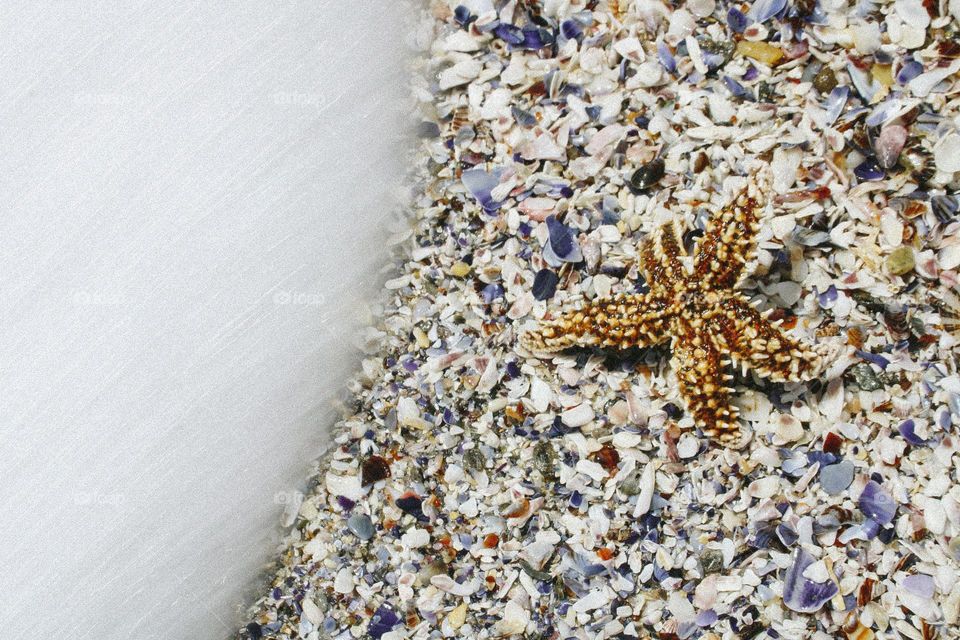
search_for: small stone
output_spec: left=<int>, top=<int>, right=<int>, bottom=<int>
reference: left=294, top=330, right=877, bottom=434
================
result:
left=886, top=246, right=915, bottom=275
left=361, top=455, right=391, bottom=487
left=620, top=470, right=643, bottom=496
left=876, top=125, right=908, bottom=170
left=736, top=41, right=784, bottom=66
left=819, top=461, right=854, bottom=495
left=347, top=513, right=375, bottom=540
left=463, top=447, right=485, bottom=471
left=813, top=66, right=837, bottom=93
left=628, top=159, right=665, bottom=193
left=450, top=261, right=471, bottom=277
left=701, top=549, right=724, bottom=574
left=850, top=363, right=884, bottom=391
left=301, top=598, right=324, bottom=626
left=533, top=441, right=557, bottom=477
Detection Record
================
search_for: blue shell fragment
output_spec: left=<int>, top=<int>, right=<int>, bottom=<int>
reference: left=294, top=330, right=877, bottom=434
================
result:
left=931, top=195, right=959, bottom=222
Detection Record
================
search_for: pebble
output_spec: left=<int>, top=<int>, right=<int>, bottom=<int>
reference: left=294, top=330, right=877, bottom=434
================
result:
left=886, top=246, right=916, bottom=276
left=813, top=67, right=838, bottom=93
left=347, top=513, right=375, bottom=541
left=819, top=461, right=854, bottom=495
left=736, top=41, right=783, bottom=66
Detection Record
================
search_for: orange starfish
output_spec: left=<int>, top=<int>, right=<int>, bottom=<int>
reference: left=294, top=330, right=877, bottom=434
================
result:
left=521, top=172, right=824, bottom=445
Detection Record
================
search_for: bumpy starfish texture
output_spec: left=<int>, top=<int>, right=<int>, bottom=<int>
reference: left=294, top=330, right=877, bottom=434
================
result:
left=521, top=171, right=824, bottom=445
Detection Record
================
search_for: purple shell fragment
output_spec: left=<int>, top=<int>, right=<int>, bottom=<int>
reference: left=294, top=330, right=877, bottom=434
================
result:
left=696, top=609, right=718, bottom=626
left=493, top=23, right=525, bottom=46
left=453, top=5, right=472, bottom=26
left=532, top=268, right=559, bottom=300
left=492, top=23, right=553, bottom=50
left=658, top=41, right=676, bottom=74
left=903, top=573, right=935, bottom=599
left=897, top=59, right=924, bottom=85
left=782, top=549, right=839, bottom=613
left=520, top=26, right=554, bottom=51
left=817, top=285, right=838, bottom=309
left=858, top=480, right=897, bottom=525
left=482, top=283, right=504, bottom=303
left=724, top=76, right=753, bottom=100
left=937, top=405, right=952, bottom=430
left=368, top=606, right=401, bottom=639
left=932, top=195, right=959, bottom=222
left=727, top=7, right=748, bottom=32
left=462, top=166, right=506, bottom=211
left=898, top=419, right=930, bottom=446
left=561, top=19, right=583, bottom=40
left=860, top=518, right=881, bottom=539
left=847, top=62, right=879, bottom=101
left=854, top=158, right=885, bottom=181
left=866, top=97, right=908, bottom=128
left=855, top=350, right=889, bottom=369
left=748, top=0, right=788, bottom=23
left=543, top=215, right=583, bottom=265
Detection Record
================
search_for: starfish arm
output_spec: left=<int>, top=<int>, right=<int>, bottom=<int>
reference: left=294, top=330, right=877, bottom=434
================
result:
left=693, top=171, right=772, bottom=290
left=520, top=292, right=673, bottom=353
left=711, top=294, right=824, bottom=383
left=640, top=221, right=687, bottom=296
left=669, top=320, right=741, bottom=445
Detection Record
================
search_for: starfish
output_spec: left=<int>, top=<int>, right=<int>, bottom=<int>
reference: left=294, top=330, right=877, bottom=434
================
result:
left=520, top=171, right=824, bottom=446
